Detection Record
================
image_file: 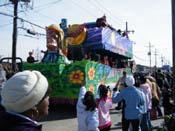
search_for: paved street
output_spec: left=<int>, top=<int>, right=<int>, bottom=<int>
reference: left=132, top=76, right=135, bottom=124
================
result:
left=40, top=104, right=164, bottom=131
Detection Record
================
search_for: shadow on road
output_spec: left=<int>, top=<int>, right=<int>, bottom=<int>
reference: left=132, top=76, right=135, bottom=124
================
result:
left=110, top=126, right=122, bottom=130
left=39, top=104, right=76, bottom=122
left=110, top=109, right=122, bottom=115
left=110, top=122, right=122, bottom=130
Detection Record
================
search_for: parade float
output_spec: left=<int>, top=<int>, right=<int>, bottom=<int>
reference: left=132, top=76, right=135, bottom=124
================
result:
left=22, top=16, right=134, bottom=105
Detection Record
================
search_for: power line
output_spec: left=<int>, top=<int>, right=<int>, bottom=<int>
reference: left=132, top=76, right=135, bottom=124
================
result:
left=70, top=0, right=122, bottom=27
left=0, top=22, right=13, bottom=28
left=88, top=0, right=122, bottom=27
left=3, top=0, right=14, bottom=13
left=87, top=0, right=107, bottom=14
left=91, top=0, right=125, bottom=27
left=17, top=1, right=59, bottom=24
left=20, top=3, right=35, bottom=31
left=18, top=15, right=45, bottom=29
left=18, top=27, right=45, bottom=36
left=18, top=34, right=39, bottom=39
left=0, top=2, right=12, bottom=7
left=0, top=12, right=45, bottom=29
left=28, top=9, right=58, bottom=23
left=18, top=33, right=34, bottom=38
left=70, top=0, right=97, bottom=18
left=96, top=0, right=125, bottom=23
left=32, top=0, right=63, bottom=12
left=133, top=54, right=149, bottom=61
left=2, top=1, right=58, bottom=31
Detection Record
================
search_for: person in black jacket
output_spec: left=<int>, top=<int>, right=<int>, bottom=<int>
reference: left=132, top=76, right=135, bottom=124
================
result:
left=27, top=51, right=38, bottom=63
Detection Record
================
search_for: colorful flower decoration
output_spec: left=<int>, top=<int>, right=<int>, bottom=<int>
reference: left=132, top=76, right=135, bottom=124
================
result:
left=89, top=84, right=95, bottom=94
left=69, top=70, right=84, bottom=84
left=88, top=67, right=95, bottom=80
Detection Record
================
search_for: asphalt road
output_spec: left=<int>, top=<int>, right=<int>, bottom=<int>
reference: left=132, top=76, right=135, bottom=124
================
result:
left=39, top=104, right=163, bottom=131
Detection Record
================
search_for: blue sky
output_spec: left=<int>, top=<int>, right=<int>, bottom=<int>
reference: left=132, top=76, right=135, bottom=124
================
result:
left=0, top=0, right=172, bottom=67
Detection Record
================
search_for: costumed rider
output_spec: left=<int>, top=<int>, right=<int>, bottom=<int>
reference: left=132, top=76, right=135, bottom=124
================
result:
left=96, top=15, right=115, bottom=30
left=41, top=24, right=71, bottom=64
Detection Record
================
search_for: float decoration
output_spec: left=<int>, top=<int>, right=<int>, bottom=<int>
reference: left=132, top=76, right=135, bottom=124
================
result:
left=42, top=24, right=64, bottom=63
left=66, top=24, right=87, bottom=46
left=23, top=16, right=133, bottom=105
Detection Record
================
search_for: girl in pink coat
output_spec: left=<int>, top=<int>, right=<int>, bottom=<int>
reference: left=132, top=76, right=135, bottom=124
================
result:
left=97, top=84, right=113, bottom=131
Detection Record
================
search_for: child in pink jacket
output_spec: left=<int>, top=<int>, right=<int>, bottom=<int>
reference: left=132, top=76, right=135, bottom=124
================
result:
left=97, top=84, right=113, bottom=131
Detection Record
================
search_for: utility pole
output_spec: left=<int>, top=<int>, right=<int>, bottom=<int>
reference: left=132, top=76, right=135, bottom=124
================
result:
left=161, top=55, right=164, bottom=67
left=11, top=0, right=19, bottom=72
left=125, top=22, right=134, bottom=36
left=171, top=0, right=175, bottom=104
left=146, top=42, right=154, bottom=73
left=154, top=48, right=158, bottom=74
left=10, top=0, right=30, bottom=72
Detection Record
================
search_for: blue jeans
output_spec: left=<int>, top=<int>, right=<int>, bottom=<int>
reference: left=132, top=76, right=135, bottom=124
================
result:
left=140, top=112, right=152, bottom=131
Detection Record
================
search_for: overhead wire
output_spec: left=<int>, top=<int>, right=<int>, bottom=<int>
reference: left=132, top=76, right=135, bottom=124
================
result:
left=133, top=54, right=149, bottom=62
left=29, top=9, right=58, bottom=23
left=18, top=2, right=47, bottom=39
left=87, top=0, right=107, bottom=15
left=133, top=53, right=156, bottom=66
left=18, top=34, right=40, bottom=39
left=21, top=0, right=62, bottom=24
left=95, top=0, right=125, bottom=24
left=0, top=12, right=45, bottom=29
left=18, top=19, right=45, bottom=39
left=19, top=2, right=35, bottom=31
left=70, top=0, right=98, bottom=19
left=88, top=0, right=124, bottom=28
left=0, top=2, right=47, bottom=40
left=18, top=28, right=46, bottom=36
left=0, top=22, right=13, bottom=28
left=32, top=0, right=63, bottom=12
left=0, top=2, right=11, bottom=7
left=3, top=0, right=14, bottom=13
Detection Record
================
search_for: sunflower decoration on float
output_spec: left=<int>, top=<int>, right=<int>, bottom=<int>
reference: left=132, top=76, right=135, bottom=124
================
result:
left=88, top=67, right=95, bottom=80
left=69, top=70, right=84, bottom=84
left=89, top=84, right=95, bottom=94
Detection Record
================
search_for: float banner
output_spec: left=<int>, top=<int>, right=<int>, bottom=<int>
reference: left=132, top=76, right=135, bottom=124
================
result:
left=84, top=27, right=133, bottom=58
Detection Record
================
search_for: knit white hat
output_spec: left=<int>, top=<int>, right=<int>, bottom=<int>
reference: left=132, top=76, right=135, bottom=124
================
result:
left=125, top=75, right=135, bottom=86
left=1, top=70, right=48, bottom=113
